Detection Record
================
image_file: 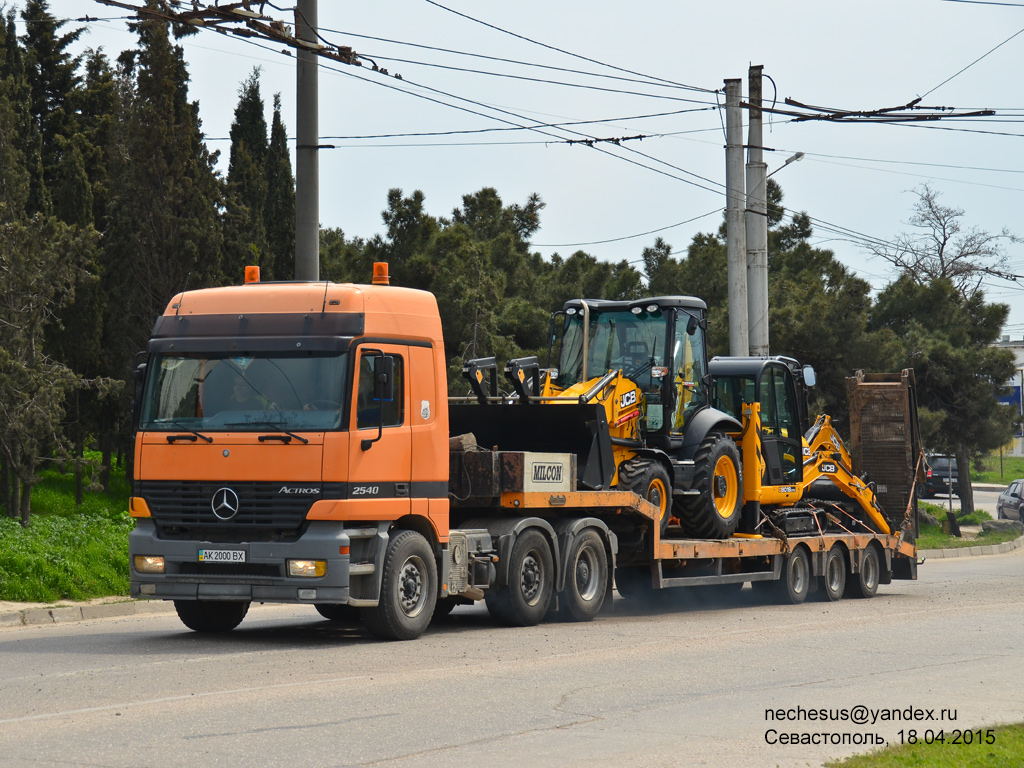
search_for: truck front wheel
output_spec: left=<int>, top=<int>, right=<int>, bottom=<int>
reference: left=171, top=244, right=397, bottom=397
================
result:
left=174, top=599, right=249, bottom=633
left=486, top=529, right=554, bottom=626
left=363, top=530, right=438, bottom=641
left=678, top=432, right=742, bottom=539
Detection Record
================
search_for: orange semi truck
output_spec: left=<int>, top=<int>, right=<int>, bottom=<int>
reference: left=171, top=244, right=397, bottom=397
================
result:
left=129, top=268, right=920, bottom=640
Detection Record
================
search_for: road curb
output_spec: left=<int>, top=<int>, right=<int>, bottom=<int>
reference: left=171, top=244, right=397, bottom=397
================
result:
left=0, top=599, right=175, bottom=628
left=919, top=533, right=1024, bottom=559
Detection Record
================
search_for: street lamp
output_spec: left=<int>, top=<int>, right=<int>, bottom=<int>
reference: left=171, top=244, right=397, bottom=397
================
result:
left=767, top=151, right=805, bottom=178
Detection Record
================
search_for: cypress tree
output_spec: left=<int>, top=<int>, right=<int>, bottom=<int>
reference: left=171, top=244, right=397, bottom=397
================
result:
left=265, top=93, right=295, bottom=280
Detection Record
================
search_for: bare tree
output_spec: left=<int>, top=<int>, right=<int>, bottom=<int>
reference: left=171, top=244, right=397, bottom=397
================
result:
left=869, top=184, right=1020, bottom=298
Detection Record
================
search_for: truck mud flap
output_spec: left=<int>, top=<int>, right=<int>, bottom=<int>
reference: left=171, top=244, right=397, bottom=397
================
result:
left=450, top=403, right=615, bottom=490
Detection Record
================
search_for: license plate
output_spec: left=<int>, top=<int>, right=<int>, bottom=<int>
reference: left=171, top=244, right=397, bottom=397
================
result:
left=198, top=549, right=246, bottom=563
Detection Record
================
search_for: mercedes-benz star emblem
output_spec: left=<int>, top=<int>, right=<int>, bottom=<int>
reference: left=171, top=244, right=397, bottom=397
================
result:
left=211, top=487, right=240, bottom=520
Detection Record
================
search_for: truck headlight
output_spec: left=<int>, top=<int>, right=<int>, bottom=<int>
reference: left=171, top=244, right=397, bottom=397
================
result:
left=134, top=555, right=165, bottom=574
left=288, top=559, right=326, bottom=578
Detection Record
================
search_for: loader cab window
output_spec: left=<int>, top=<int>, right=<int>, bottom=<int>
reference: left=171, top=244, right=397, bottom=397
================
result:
left=356, top=354, right=404, bottom=429
left=555, top=306, right=665, bottom=389
left=759, top=365, right=801, bottom=483
left=670, top=313, right=708, bottom=434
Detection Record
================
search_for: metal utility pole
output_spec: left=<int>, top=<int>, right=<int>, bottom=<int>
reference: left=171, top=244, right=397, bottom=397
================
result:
left=295, top=0, right=320, bottom=281
left=725, top=78, right=748, bottom=357
left=746, top=65, right=769, bottom=358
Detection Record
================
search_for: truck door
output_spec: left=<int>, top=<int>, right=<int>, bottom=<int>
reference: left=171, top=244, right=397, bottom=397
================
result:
left=759, top=364, right=803, bottom=487
left=347, top=345, right=412, bottom=518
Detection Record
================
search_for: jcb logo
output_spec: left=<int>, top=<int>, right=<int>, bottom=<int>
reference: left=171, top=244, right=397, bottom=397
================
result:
left=820, top=462, right=837, bottom=474
left=619, top=390, right=638, bottom=409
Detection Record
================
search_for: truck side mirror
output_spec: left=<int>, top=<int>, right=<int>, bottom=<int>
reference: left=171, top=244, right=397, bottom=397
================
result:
left=802, top=365, right=816, bottom=388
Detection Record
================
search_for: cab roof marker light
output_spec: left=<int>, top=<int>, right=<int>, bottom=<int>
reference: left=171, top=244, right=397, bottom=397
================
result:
left=372, top=262, right=390, bottom=286
left=244, top=266, right=260, bottom=284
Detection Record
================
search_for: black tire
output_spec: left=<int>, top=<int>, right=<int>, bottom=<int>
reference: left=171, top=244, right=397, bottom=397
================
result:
left=174, top=600, right=249, bottom=633
left=821, top=545, right=846, bottom=602
left=846, top=545, right=880, bottom=599
left=485, top=529, right=554, bottom=626
left=775, top=547, right=811, bottom=605
left=314, top=603, right=361, bottom=623
left=617, top=458, right=671, bottom=535
left=363, top=530, right=437, bottom=641
left=558, top=529, right=609, bottom=622
left=678, top=432, right=742, bottom=539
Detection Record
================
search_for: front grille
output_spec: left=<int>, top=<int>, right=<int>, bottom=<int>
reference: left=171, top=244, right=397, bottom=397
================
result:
left=138, top=480, right=317, bottom=535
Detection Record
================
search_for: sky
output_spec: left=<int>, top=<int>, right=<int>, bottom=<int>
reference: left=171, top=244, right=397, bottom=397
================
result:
left=29, top=0, right=1024, bottom=339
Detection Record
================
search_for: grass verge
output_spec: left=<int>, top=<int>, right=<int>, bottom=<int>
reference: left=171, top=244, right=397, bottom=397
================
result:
left=971, top=454, right=1024, bottom=485
left=826, top=722, right=1024, bottom=767
left=0, top=458, right=132, bottom=602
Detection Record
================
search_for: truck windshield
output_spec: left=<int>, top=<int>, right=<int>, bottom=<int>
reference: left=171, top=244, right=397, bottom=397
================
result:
left=556, top=307, right=664, bottom=388
left=140, top=352, right=348, bottom=432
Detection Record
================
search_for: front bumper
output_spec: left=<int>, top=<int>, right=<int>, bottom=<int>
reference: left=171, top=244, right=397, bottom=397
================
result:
left=129, top=519, right=370, bottom=603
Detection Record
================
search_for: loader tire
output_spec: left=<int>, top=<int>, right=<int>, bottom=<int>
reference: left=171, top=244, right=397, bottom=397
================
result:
left=617, top=457, right=671, bottom=535
left=678, top=432, right=742, bottom=539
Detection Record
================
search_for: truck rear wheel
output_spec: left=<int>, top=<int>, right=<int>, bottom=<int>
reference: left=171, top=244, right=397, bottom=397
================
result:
left=363, top=530, right=437, bottom=641
left=486, top=529, right=554, bottom=626
left=558, top=529, right=608, bottom=622
left=174, top=599, right=249, bottom=633
left=845, top=545, right=880, bottom=599
left=617, top=458, right=671, bottom=535
left=678, top=432, right=742, bottom=539
left=822, top=546, right=846, bottom=602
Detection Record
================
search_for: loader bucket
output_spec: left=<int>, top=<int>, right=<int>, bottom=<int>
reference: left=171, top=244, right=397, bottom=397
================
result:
left=449, top=402, right=616, bottom=491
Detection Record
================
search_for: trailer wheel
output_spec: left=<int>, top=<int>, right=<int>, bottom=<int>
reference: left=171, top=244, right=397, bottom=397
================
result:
left=846, top=544, right=880, bottom=599
left=776, top=547, right=811, bottom=604
left=486, top=529, right=554, bottom=626
left=314, top=603, right=361, bottom=623
left=558, top=529, right=608, bottom=622
left=678, top=432, right=742, bottom=539
left=174, top=600, right=249, bottom=633
left=821, top=546, right=846, bottom=602
left=363, top=530, right=437, bottom=641
left=617, top=458, right=671, bottom=534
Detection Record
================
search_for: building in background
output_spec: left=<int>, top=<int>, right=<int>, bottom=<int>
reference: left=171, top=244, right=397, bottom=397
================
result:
left=993, top=337, right=1024, bottom=458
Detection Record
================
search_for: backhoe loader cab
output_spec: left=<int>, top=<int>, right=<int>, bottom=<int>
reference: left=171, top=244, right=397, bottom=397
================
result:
left=545, top=296, right=712, bottom=443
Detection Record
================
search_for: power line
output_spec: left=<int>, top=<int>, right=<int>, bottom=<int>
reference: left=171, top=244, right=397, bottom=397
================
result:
left=422, top=0, right=717, bottom=94
left=320, top=27, right=709, bottom=95
left=921, top=25, right=1024, bottom=98
left=350, top=52, right=720, bottom=105
left=531, top=208, right=722, bottom=247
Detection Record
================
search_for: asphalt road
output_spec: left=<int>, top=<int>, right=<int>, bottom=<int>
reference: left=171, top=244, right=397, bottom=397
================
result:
left=2, top=548, right=1023, bottom=768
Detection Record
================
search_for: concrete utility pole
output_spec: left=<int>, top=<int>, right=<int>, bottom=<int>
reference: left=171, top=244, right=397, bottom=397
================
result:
left=725, top=78, right=748, bottom=357
left=294, top=0, right=320, bottom=281
left=746, top=65, right=769, bottom=357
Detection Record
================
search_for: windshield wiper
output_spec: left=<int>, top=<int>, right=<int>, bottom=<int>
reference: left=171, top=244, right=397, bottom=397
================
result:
left=225, top=421, right=310, bottom=444
left=155, top=420, right=213, bottom=443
